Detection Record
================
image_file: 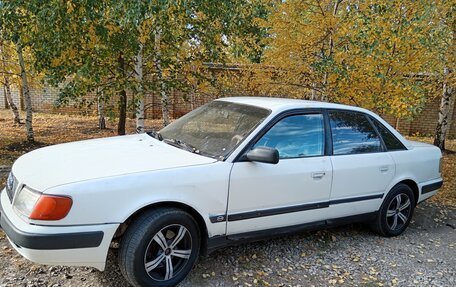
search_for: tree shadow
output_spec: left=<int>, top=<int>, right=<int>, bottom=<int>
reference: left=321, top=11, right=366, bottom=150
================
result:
left=4, top=141, right=47, bottom=153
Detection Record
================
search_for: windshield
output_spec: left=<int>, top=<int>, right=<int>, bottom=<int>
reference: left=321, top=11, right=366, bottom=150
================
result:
left=159, top=101, right=271, bottom=159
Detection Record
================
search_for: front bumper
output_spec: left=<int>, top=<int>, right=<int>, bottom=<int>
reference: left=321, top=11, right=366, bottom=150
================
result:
left=0, top=189, right=118, bottom=271
left=0, top=205, right=104, bottom=250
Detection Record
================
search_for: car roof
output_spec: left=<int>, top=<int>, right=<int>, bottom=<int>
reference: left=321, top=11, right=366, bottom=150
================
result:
left=217, top=97, right=367, bottom=113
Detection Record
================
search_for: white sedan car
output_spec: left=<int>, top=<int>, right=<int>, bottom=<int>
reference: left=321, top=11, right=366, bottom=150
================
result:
left=1, top=97, right=443, bottom=287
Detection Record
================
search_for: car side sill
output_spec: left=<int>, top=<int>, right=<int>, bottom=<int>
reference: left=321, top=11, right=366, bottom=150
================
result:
left=206, top=212, right=377, bottom=254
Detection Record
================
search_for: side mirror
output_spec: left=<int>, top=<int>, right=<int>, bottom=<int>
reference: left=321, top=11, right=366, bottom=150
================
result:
left=246, top=147, right=279, bottom=164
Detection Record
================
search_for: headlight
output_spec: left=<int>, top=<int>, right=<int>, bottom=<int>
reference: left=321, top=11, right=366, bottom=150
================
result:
left=13, top=186, right=41, bottom=217
left=13, top=186, right=73, bottom=220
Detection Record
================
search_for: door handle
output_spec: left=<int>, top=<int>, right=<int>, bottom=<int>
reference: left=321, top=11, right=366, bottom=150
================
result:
left=312, top=172, right=326, bottom=179
left=380, top=166, right=389, bottom=172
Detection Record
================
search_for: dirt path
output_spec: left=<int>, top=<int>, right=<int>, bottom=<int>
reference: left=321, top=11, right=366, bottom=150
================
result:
left=1, top=202, right=454, bottom=287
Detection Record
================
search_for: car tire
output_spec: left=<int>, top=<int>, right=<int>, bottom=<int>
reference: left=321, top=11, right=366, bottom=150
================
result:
left=119, top=208, right=200, bottom=287
left=372, top=183, right=415, bottom=237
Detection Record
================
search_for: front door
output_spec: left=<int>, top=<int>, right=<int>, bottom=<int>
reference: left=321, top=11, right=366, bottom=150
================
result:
left=227, top=112, right=333, bottom=235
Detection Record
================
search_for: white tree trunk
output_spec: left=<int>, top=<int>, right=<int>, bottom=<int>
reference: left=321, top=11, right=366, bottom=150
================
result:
left=97, top=91, right=106, bottom=129
left=135, top=44, right=145, bottom=133
left=0, top=42, right=21, bottom=124
left=3, top=74, right=21, bottom=124
left=320, top=0, right=342, bottom=102
left=154, top=26, right=170, bottom=127
left=16, top=40, right=34, bottom=141
left=434, top=67, right=454, bottom=150
left=310, top=82, right=317, bottom=100
left=321, top=72, right=329, bottom=102
left=189, top=91, right=195, bottom=110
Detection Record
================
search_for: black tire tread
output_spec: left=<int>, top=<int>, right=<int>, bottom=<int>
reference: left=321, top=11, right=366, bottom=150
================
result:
left=118, top=207, right=200, bottom=287
left=372, top=183, right=415, bottom=237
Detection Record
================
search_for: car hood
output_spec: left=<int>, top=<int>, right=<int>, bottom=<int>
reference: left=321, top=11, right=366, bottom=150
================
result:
left=12, top=134, right=217, bottom=191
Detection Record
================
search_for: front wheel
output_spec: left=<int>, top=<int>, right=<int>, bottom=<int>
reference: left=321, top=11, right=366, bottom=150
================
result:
left=372, top=183, right=415, bottom=237
left=119, top=208, right=201, bottom=287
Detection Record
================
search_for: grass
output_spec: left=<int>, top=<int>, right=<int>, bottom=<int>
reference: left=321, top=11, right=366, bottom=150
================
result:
left=0, top=110, right=455, bottom=206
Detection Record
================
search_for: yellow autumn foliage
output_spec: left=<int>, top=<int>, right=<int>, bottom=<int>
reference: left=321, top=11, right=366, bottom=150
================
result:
left=219, top=0, right=448, bottom=119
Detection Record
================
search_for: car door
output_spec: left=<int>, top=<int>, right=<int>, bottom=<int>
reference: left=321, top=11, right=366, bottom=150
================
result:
left=227, top=111, right=333, bottom=235
left=327, top=110, right=395, bottom=219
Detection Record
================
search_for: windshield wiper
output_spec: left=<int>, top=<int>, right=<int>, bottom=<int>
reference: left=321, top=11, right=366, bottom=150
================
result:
left=163, top=138, right=200, bottom=154
left=146, top=129, right=163, bottom=141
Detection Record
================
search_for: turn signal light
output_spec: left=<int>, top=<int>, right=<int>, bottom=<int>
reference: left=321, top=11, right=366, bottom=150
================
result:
left=29, top=195, right=73, bottom=220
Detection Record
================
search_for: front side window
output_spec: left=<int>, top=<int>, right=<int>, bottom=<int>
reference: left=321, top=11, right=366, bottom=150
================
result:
left=329, top=110, right=382, bottom=155
left=159, top=101, right=270, bottom=159
left=254, top=114, right=325, bottom=159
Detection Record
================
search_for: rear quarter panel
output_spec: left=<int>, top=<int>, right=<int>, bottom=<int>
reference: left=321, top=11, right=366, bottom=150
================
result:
left=388, top=143, right=442, bottom=203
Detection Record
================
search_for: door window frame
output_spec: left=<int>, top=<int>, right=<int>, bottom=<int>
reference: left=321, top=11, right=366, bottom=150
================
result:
left=326, top=108, right=387, bottom=156
left=234, top=108, right=329, bottom=162
left=234, top=107, right=399, bottom=162
left=368, top=115, right=407, bottom=151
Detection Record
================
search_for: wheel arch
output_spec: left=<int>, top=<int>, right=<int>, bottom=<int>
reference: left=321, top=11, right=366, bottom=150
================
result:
left=113, top=201, right=210, bottom=255
left=391, top=179, right=419, bottom=206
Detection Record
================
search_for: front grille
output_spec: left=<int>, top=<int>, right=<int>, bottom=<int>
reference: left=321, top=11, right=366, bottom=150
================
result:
left=6, top=187, right=13, bottom=202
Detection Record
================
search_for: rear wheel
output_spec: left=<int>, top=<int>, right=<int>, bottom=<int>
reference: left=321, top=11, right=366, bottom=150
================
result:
left=119, top=208, right=200, bottom=287
left=373, top=183, right=415, bottom=237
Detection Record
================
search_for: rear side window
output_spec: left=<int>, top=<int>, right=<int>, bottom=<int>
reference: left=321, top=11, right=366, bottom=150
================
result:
left=370, top=117, right=407, bottom=151
left=329, top=110, right=382, bottom=155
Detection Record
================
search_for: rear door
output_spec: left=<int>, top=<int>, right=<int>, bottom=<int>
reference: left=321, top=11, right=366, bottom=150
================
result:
left=327, top=110, right=395, bottom=219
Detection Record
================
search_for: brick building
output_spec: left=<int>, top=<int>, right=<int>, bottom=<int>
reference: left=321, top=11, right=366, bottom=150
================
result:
left=1, top=84, right=455, bottom=139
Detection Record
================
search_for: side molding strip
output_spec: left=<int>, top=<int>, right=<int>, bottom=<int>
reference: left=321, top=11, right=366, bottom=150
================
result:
left=227, top=202, right=330, bottom=222
left=210, top=193, right=384, bottom=223
left=329, top=193, right=384, bottom=205
left=421, top=180, right=443, bottom=194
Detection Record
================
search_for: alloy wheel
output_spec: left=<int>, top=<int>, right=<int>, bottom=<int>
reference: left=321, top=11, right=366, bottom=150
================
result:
left=386, top=193, right=412, bottom=231
left=143, top=224, right=192, bottom=281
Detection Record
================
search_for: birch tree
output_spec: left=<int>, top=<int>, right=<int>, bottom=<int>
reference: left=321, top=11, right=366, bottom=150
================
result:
left=97, top=90, right=106, bottom=129
left=226, top=1, right=436, bottom=121
left=0, top=39, right=21, bottom=124
left=30, top=0, right=273, bottom=132
left=431, top=1, right=455, bottom=150
left=0, top=1, right=35, bottom=141
left=153, top=26, right=170, bottom=126
left=122, top=0, right=274, bottom=128
left=31, top=1, right=138, bottom=135
left=134, top=44, right=145, bottom=133
left=16, top=39, right=33, bottom=141
left=434, top=68, right=454, bottom=150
